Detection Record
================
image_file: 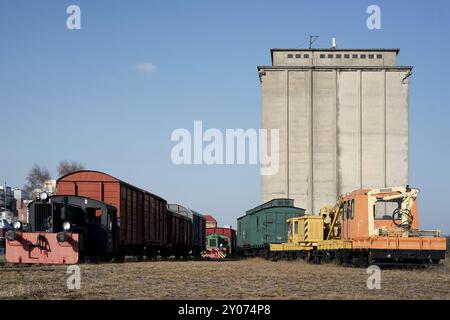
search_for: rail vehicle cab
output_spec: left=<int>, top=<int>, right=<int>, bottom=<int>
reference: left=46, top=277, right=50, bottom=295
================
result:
left=270, top=186, right=446, bottom=264
left=202, top=234, right=232, bottom=259
left=340, top=187, right=427, bottom=239
left=338, top=186, right=446, bottom=261
left=5, top=194, right=117, bottom=264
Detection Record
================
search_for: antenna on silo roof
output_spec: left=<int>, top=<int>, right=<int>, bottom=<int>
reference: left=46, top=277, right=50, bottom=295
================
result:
left=309, top=35, right=319, bottom=49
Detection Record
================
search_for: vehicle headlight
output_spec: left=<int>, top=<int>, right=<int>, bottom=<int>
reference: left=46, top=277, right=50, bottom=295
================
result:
left=62, top=221, right=71, bottom=231
left=39, top=192, right=48, bottom=201
left=12, top=221, right=22, bottom=230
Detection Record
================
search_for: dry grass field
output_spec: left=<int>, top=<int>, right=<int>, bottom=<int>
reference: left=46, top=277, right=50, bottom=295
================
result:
left=0, top=256, right=449, bottom=300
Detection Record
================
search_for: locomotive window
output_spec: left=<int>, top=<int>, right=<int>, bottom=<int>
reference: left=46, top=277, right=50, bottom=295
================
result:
left=209, top=238, right=217, bottom=247
left=374, top=201, right=401, bottom=220
left=107, top=211, right=113, bottom=230
left=294, top=222, right=298, bottom=235
left=256, top=216, right=259, bottom=228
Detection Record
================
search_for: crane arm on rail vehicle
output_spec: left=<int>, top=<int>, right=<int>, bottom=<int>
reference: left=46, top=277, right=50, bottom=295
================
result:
left=367, top=186, right=418, bottom=236
left=325, top=195, right=345, bottom=240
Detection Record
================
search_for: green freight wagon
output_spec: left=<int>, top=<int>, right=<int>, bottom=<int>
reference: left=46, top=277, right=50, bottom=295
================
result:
left=237, top=199, right=305, bottom=257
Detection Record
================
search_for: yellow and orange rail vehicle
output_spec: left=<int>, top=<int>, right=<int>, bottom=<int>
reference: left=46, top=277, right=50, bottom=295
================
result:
left=269, top=186, right=446, bottom=266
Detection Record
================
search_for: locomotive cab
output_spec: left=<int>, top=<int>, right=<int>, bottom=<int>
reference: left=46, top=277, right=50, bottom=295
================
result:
left=5, top=194, right=117, bottom=264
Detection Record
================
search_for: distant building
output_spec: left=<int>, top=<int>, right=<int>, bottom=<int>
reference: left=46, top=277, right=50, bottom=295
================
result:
left=14, top=189, right=32, bottom=223
left=258, top=47, right=411, bottom=214
left=1, top=184, right=32, bottom=223
left=0, top=184, right=16, bottom=222
left=13, top=188, right=30, bottom=200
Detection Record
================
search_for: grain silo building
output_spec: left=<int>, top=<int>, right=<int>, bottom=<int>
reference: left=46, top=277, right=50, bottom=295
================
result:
left=258, top=48, right=411, bottom=214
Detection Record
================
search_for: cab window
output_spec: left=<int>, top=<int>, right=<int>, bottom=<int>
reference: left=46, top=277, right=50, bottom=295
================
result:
left=374, top=201, right=401, bottom=220
left=343, top=202, right=348, bottom=220
left=350, top=200, right=355, bottom=219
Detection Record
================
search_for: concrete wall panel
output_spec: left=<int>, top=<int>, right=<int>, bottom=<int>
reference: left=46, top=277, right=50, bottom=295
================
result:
left=261, top=70, right=288, bottom=200
left=386, top=71, right=409, bottom=187
left=361, top=71, right=385, bottom=188
left=337, top=71, right=360, bottom=194
left=287, top=71, right=309, bottom=208
left=312, top=71, right=337, bottom=213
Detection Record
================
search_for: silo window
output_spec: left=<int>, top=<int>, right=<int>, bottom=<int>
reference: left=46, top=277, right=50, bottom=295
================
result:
left=360, top=54, right=367, bottom=58
left=320, top=54, right=326, bottom=58
left=376, top=54, right=383, bottom=59
left=327, top=54, right=333, bottom=58
left=344, top=54, right=350, bottom=58
left=287, top=54, right=293, bottom=58
left=295, top=54, right=301, bottom=58
left=336, top=54, right=342, bottom=58
left=304, top=54, right=310, bottom=58
left=369, top=54, right=375, bottom=59
left=352, top=54, right=358, bottom=58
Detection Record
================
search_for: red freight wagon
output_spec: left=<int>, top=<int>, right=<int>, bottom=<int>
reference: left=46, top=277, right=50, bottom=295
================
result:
left=57, top=170, right=168, bottom=256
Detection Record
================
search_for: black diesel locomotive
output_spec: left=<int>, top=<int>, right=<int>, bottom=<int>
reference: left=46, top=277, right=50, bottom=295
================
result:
left=6, top=194, right=206, bottom=264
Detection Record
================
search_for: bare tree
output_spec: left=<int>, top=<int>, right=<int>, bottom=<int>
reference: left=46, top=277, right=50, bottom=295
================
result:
left=57, top=160, right=85, bottom=177
left=24, top=164, right=51, bottom=193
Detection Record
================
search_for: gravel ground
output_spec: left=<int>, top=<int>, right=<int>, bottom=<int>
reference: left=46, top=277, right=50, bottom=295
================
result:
left=0, top=256, right=449, bottom=300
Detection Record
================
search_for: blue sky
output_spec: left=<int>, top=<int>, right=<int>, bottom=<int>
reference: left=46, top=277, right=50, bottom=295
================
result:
left=0, top=0, right=449, bottom=232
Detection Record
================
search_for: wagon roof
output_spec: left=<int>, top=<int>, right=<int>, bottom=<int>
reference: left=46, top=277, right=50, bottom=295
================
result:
left=238, top=198, right=305, bottom=220
left=203, top=215, right=217, bottom=222
left=57, top=170, right=167, bottom=202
